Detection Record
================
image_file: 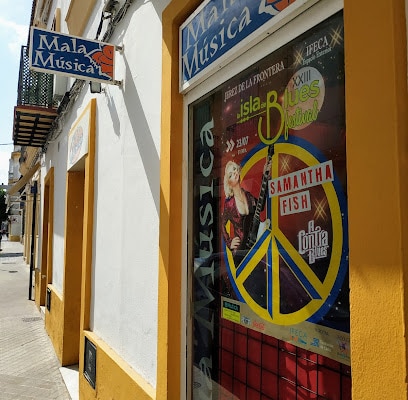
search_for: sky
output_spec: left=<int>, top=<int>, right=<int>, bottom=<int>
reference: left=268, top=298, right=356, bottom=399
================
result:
left=0, top=0, right=33, bottom=185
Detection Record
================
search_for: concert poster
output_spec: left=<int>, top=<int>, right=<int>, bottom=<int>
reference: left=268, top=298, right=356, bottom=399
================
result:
left=191, top=11, right=349, bottom=378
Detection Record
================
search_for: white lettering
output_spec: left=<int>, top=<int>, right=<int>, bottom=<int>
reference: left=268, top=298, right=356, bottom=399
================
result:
left=298, top=220, right=329, bottom=264
left=269, top=160, right=334, bottom=197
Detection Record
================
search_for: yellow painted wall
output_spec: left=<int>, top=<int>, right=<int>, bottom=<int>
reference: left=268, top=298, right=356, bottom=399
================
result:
left=65, top=0, right=97, bottom=36
left=35, top=1, right=407, bottom=399
left=45, top=101, right=97, bottom=369
left=46, top=280, right=81, bottom=366
left=158, top=0, right=408, bottom=399
left=75, top=99, right=157, bottom=399
left=344, top=0, right=408, bottom=398
left=36, top=168, right=54, bottom=308
left=24, top=194, right=33, bottom=264
left=79, top=331, right=155, bottom=400
left=9, top=235, right=20, bottom=242
left=45, top=285, right=65, bottom=362
left=158, top=1, right=201, bottom=397
left=62, top=171, right=85, bottom=366
left=34, top=269, right=42, bottom=306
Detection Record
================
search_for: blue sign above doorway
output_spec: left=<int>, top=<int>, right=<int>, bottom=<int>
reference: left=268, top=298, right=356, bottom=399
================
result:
left=180, top=0, right=317, bottom=91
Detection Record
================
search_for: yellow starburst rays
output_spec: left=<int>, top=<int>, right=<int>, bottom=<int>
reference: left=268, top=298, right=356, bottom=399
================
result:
left=330, top=25, right=343, bottom=48
left=280, top=155, right=291, bottom=174
left=313, top=197, right=328, bottom=221
left=291, top=25, right=342, bottom=68
left=293, top=48, right=303, bottom=68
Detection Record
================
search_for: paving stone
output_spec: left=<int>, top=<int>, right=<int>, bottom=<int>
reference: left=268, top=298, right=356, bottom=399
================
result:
left=0, top=240, right=71, bottom=400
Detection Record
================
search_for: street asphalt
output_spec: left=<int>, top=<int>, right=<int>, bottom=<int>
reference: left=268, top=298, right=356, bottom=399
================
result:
left=0, top=238, right=72, bottom=400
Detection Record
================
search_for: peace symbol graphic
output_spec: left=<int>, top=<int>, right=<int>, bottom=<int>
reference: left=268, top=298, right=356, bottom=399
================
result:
left=223, top=137, right=348, bottom=326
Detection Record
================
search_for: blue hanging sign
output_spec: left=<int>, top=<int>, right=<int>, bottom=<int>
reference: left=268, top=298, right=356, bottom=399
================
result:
left=29, top=27, right=116, bottom=84
left=180, top=0, right=299, bottom=91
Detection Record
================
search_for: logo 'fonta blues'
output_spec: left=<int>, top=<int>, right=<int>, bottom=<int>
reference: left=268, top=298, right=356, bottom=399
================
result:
left=30, top=27, right=115, bottom=83
left=180, top=0, right=296, bottom=88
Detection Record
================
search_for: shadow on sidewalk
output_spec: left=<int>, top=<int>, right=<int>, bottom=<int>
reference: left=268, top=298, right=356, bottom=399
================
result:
left=0, top=252, right=24, bottom=257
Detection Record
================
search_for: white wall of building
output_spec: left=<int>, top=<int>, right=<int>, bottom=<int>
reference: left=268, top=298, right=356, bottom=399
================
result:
left=9, top=214, right=22, bottom=237
left=51, top=127, right=74, bottom=293
left=39, top=0, right=169, bottom=387
left=9, top=146, right=21, bottom=182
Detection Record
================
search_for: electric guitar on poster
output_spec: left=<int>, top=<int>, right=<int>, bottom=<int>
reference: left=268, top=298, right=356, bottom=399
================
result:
left=245, top=144, right=274, bottom=249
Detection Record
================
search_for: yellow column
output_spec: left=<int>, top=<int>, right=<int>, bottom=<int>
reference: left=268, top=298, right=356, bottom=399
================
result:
left=344, top=0, right=408, bottom=398
left=159, top=1, right=202, bottom=398
left=25, top=193, right=33, bottom=264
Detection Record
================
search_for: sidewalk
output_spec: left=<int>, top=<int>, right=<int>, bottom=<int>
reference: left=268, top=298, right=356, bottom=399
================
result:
left=0, top=238, right=72, bottom=400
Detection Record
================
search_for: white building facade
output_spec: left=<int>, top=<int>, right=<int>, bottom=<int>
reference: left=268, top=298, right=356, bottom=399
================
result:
left=18, top=0, right=163, bottom=397
left=9, top=0, right=408, bottom=399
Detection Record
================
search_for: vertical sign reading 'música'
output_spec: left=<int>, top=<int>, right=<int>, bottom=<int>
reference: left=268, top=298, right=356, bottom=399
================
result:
left=180, top=0, right=298, bottom=90
left=30, top=27, right=116, bottom=84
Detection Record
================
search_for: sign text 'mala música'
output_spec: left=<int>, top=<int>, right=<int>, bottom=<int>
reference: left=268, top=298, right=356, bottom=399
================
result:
left=30, top=27, right=115, bottom=84
left=180, top=0, right=297, bottom=89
